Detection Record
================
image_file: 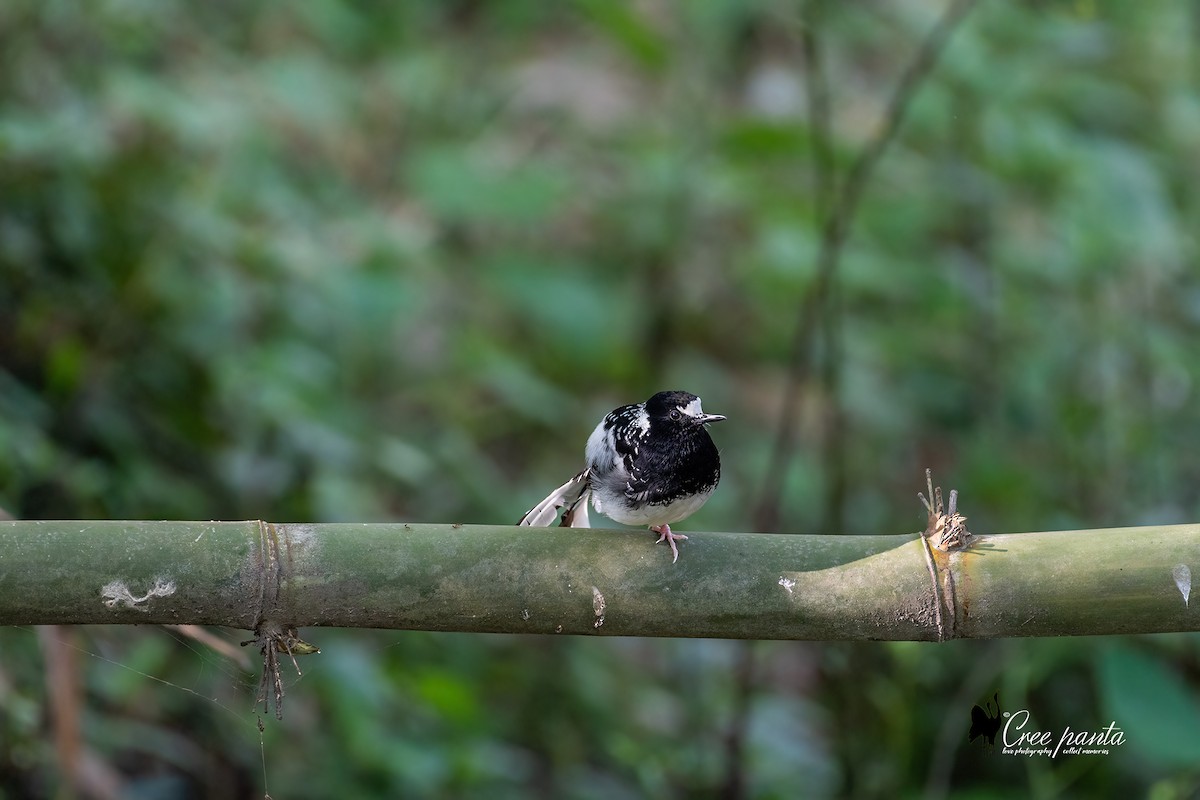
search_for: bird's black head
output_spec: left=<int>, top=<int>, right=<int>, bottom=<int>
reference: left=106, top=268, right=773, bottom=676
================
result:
left=645, top=391, right=726, bottom=428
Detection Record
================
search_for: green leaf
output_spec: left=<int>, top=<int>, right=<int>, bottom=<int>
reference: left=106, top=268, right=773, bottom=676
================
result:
left=1098, top=644, right=1200, bottom=767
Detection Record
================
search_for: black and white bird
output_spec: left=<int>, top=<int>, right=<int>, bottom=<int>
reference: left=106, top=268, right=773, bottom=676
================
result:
left=518, top=390, right=725, bottom=563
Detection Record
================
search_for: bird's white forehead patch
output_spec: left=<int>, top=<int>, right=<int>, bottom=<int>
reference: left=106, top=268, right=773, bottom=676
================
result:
left=681, top=396, right=705, bottom=418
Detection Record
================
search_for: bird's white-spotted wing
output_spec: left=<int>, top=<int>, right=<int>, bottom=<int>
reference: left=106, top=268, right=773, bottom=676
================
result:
left=518, top=469, right=590, bottom=527
left=585, top=403, right=646, bottom=486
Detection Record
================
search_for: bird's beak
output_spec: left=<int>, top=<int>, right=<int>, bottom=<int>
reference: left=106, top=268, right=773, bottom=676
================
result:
left=699, top=413, right=726, bottom=425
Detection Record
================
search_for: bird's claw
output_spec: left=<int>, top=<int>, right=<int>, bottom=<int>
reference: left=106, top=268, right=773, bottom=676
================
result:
left=652, top=525, right=688, bottom=564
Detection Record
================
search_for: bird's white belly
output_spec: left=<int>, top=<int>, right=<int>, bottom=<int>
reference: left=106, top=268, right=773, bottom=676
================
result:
left=590, top=483, right=715, bottom=528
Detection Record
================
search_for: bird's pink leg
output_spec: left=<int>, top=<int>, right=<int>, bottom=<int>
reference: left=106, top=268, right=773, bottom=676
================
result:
left=651, top=524, right=688, bottom=563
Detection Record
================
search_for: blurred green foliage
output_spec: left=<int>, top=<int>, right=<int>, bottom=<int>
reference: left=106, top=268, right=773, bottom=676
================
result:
left=3, top=0, right=1200, bottom=797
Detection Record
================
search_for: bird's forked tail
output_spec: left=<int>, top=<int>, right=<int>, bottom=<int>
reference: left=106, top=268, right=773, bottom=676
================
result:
left=518, top=470, right=591, bottom=528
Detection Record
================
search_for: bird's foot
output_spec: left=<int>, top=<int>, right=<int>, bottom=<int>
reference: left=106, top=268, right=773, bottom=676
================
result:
left=651, top=524, right=688, bottom=564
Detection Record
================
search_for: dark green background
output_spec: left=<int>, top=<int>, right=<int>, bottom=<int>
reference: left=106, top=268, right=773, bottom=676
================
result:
left=3, top=1, right=1199, bottom=797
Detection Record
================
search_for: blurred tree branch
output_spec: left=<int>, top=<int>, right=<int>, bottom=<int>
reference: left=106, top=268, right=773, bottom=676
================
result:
left=755, top=0, right=982, bottom=532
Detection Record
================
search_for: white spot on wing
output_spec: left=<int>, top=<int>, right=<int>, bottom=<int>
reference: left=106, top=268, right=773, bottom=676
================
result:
left=585, top=418, right=613, bottom=470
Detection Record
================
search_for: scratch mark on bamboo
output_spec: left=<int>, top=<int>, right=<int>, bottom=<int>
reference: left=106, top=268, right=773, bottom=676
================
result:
left=1173, top=564, right=1191, bottom=607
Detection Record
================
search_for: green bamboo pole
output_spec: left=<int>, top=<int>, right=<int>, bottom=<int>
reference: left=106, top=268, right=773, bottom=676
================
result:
left=0, top=521, right=1196, bottom=639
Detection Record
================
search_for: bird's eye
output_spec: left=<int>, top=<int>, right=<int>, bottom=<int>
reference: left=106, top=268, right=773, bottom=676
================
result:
left=670, top=409, right=681, bottom=420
